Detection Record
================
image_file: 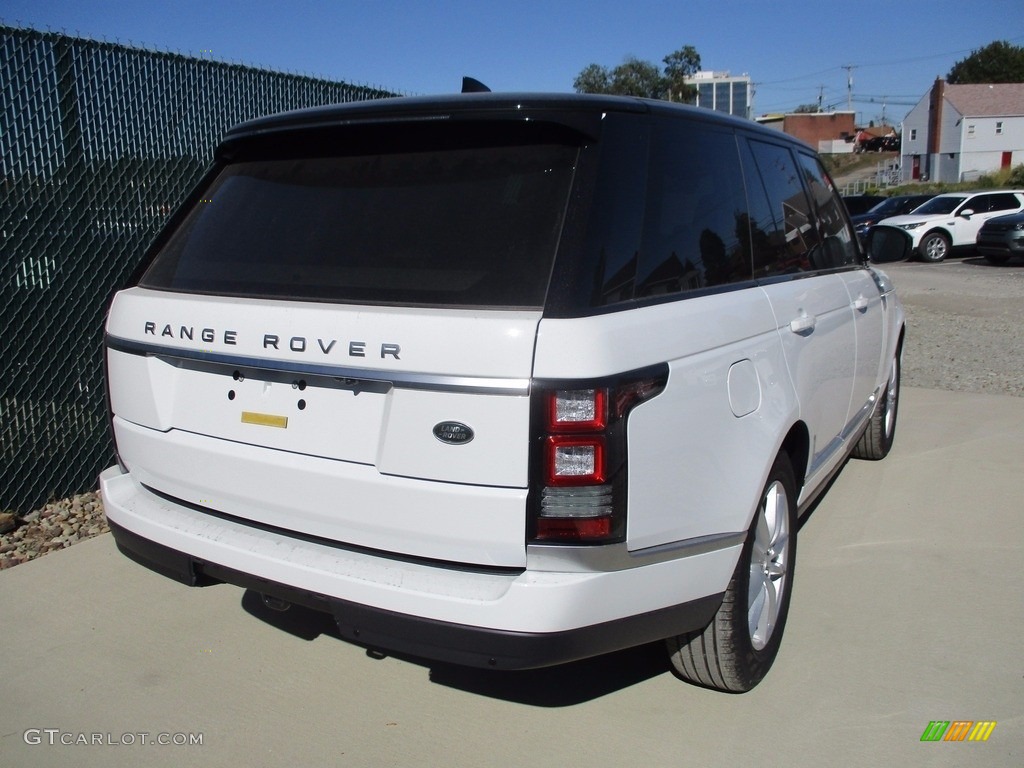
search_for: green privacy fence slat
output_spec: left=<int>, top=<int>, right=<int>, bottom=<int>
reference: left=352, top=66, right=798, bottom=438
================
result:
left=1, top=24, right=399, bottom=514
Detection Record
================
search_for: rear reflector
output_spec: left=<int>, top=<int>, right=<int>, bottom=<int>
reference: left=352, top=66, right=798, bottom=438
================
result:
left=535, top=515, right=613, bottom=541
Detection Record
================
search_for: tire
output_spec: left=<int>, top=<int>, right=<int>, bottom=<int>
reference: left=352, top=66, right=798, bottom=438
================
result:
left=918, top=231, right=950, bottom=262
left=666, top=452, right=797, bottom=692
left=852, top=346, right=901, bottom=460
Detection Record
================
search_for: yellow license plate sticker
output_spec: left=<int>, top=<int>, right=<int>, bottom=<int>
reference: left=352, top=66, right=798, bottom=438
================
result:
left=240, top=411, right=289, bottom=429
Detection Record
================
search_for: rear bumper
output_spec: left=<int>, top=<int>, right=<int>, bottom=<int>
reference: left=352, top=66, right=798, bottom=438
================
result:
left=100, top=465, right=737, bottom=670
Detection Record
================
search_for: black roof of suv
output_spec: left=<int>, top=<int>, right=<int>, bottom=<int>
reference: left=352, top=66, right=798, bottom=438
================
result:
left=220, top=92, right=787, bottom=148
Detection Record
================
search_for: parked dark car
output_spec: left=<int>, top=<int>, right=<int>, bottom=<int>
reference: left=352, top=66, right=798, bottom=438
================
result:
left=850, top=194, right=935, bottom=242
left=842, top=194, right=886, bottom=216
left=856, top=135, right=900, bottom=153
left=976, top=210, right=1024, bottom=264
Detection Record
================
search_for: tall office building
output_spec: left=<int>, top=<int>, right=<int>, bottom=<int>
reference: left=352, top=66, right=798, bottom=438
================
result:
left=686, top=71, right=752, bottom=119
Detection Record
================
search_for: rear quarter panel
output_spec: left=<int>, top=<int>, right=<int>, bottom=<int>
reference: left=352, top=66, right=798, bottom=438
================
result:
left=533, top=287, right=799, bottom=551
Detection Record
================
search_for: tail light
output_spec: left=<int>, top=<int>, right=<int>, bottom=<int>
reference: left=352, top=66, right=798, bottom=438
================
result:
left=529, top=365, right=667, bottom=544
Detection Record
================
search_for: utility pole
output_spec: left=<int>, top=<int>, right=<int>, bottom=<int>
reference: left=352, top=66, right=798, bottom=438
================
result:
left=842, top=64, right=857, bottom=112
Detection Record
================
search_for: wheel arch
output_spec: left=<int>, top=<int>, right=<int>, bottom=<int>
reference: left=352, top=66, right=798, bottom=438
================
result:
left=779, top=421, right=810, bottom=497
left=922, top=225, right=952, bottom=239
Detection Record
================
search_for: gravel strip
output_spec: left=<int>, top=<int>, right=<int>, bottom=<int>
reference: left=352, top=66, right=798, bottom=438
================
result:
left=886, top=259, right=1024, bottom=397
left=0, top=491, right=108, bottom=570
left=2, top=257, right=1020, bottom=571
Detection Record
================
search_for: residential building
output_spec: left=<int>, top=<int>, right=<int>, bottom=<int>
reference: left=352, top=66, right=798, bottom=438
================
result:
left=901, top=80, right=1024, bottom=183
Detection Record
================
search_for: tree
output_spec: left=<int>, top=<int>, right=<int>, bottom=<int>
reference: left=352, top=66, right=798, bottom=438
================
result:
left=573, top=63, right=612, bottom=94
left=573, top=45, right=701, bottom=102
left=662, top=45, right=701, bottom=102
left=608, top=57, right=664, bottom=98
left=947, top=40, right=1024, bottom=84
left=792, top=103, right=820, bottom=114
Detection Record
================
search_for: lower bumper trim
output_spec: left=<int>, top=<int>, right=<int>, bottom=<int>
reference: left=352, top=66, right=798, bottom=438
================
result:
left=108, top=519, right=723, bottom=670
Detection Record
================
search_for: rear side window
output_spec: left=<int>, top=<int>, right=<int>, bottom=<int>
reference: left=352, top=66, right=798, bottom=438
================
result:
left=635, top=120, right=753, bottom=298
left=139, top=125, right=579, bottom=309
left=972, top=193, right=1022, bottom=214
left=549, top=113, right=755, bottom=316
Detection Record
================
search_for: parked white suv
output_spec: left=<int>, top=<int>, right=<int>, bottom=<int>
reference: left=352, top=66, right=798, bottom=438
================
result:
left=878, top=189, right=1024, bottom=262
left=101, top=93, right=906, bottom=692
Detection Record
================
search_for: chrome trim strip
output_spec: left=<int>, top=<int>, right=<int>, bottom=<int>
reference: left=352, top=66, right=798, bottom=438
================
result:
left=841, top=394, right=876, bottom=442
left=807, top=434, right=844, bottom=478
left=526, top=531, right=746, bottom=573
left=807, top=386, right=881, bottom=477
left=104, top=334, right=531, bottom=395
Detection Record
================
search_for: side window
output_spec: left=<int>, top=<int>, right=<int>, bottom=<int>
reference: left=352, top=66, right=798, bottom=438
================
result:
left=634, top=120, right=753, bottom=298
left=741, top=138, right=819, bottom=276
left=966, top=194, right=993, bottom=213
left=795, top=152, right=860, bottom=269
left=575, top=114, right=649, bottom=309
left=986, top=193, right=1021, bottom=213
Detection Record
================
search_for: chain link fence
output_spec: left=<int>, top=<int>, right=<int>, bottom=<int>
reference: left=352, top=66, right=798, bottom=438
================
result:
left=1, top=24, right=399, bottom=515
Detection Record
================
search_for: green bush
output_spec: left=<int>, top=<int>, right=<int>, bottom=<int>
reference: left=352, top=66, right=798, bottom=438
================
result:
left=1008, top=164, right=1024, bottom=187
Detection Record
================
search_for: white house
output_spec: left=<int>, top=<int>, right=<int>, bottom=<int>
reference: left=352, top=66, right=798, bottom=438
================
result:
left=901, top=80, right=1024, bottom=183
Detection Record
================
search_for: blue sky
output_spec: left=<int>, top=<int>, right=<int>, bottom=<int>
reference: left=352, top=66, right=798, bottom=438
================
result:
left=3, top=0, right=1023, bottom=124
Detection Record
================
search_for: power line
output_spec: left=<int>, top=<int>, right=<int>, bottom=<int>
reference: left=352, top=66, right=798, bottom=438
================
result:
left=754, top=33, right=1024, bottom=88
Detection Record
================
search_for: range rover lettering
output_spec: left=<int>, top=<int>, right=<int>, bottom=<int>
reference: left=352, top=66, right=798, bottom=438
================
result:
left=101, top=92, right=905, bottom=692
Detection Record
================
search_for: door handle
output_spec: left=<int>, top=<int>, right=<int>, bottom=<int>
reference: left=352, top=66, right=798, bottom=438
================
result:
left=789, top=314, right=817, bottom=334
left=852, top=295, right=869, bottom=312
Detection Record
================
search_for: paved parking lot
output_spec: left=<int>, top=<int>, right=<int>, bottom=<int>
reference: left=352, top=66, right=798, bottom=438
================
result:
left=1, top=386, right=1021, bottom=767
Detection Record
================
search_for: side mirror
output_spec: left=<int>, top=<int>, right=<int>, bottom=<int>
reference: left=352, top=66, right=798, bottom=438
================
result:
left=866, top=225, right=912, bottom=263
left=959, top=208, right=974, bottom=218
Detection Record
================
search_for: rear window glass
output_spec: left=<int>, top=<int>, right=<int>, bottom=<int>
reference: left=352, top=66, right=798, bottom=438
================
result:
left=139, top=128, right=579, bottom=308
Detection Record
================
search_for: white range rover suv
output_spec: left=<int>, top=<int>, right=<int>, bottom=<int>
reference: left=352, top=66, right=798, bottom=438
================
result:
left=101, top=93, right=906, bottom=692
left=878, top=189, right=1024, bottom=262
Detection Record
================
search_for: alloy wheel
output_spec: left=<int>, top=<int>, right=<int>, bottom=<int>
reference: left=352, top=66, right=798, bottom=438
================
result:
left=748, top=480, right=791, bottom=651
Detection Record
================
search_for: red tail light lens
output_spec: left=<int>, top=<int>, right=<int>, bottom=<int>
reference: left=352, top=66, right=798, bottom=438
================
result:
left=529, top=365, right=668, bottom=544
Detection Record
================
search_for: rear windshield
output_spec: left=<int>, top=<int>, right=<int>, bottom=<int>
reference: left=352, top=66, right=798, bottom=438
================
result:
left=139, top=125, right=579, bottom=308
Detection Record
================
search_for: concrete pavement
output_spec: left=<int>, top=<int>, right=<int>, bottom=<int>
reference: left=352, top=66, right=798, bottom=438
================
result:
left=1, top=387, right=1021, bottom=767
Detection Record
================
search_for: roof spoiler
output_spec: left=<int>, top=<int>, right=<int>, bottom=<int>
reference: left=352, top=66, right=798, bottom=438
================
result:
left=461, top=76, right=491, bottom=93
